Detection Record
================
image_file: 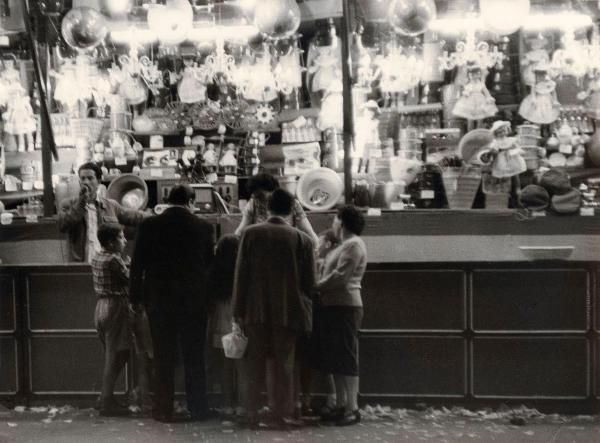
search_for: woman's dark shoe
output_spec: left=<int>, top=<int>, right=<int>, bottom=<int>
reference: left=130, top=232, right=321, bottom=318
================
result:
left=319, top=406, right=345, bottom=421
left=335, top=410, right=360, bottom=426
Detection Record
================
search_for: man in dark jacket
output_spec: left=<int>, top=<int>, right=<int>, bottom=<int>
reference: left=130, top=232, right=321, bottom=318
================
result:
left=57, top=162, right=145, bottom=262
left=232, top=189, right=315, bottom=427
left=129, top=184, right=214, bottom=422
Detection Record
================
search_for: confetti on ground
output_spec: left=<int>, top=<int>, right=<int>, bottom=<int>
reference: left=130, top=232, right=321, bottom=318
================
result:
left=13, top=406, right=26, bottom=413
left=6, top=422, right=17, bottom=427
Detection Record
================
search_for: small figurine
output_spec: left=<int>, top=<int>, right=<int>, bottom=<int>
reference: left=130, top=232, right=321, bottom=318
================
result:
left=203, top=143, right=218, bottom=173
left=519, top=62, right=560, bottom=124
left=452, top=62, right=498, bottom=121
left=219, top=143, right=237, bottom=175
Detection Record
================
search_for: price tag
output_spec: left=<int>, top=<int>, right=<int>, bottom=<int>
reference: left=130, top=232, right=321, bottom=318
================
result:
left=367, top=208, right=382, bottom=216
left=115, top=157, right=127, bottom=166
left=149, top=135, right=164, bottom=149
left=25, top=214, right=38, bottom=224
left=390, top=202, right=405, bottom=210
left=531, top=210, right=546, bottom=217
left=580, top=207, right=595, bottom=216
left=206, top=172, right=218, bottom=183
left=5, top=181, right=17, bottom=192
left=420, top=190, right=434, bottom=199
left=559, top=144, right=573, bottom=155
left=150, top=169, right=163, bottom=177
left=224, top=175, right=238, bottom=184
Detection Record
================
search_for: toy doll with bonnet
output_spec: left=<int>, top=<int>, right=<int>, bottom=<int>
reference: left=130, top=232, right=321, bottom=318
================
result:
left=452, top=61, right=498, bottom=121
left=487, top=121, right=526, bottom=179
left=519, top=62, right=560, bottom=124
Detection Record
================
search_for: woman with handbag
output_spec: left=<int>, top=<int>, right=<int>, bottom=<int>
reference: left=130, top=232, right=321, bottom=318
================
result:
left=316, top=205, right=367, bottom=426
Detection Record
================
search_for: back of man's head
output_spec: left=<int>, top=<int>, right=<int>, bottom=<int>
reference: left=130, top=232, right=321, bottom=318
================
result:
left=168, top=184, right=195, bottom=206
left=267, top=188, right=294, bottom=217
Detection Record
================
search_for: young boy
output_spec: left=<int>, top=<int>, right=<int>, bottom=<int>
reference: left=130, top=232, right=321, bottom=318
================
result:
left=92, top=223, right=132, bottom=416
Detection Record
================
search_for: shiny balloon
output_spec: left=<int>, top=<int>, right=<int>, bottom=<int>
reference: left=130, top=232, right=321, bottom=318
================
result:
left=253, top=0, right=301, bottom=40
left=147, top=0, right=193, bottom=46
left=61, top=7, right=108, bottom=51
left=388, top=0, right=436, bottom=37
left=480, top=0, right=530, bottom=35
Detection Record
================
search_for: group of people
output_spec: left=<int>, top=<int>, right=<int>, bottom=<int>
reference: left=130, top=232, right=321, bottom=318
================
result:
left=58, top=164, right=368, bottom=428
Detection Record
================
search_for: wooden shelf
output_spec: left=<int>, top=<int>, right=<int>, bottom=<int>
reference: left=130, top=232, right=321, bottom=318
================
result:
left=0, top=190, right=43, bottom=202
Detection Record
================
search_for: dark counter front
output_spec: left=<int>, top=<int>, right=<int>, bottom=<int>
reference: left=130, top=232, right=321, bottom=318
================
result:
left=1, top=261, right=599, bottom=411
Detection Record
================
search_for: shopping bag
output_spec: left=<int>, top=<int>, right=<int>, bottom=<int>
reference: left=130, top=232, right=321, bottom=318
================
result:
left=222, top=322, right=248, bottom=359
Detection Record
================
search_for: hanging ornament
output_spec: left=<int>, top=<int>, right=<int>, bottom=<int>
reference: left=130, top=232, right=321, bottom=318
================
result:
left=222, top=98, right=250, bottom=129
left=253, top=0, right=301, bottom=40
left=104, top=0, right=133, bottom=17
left=388, top=0, right=436, bottom=37
left=147, top=0, right=193, bottom=46
left=480, top=0, right=530, bottom=35
left=255, top=103, right=275, bottom=125
left=61, top=7, right=108, bottom=51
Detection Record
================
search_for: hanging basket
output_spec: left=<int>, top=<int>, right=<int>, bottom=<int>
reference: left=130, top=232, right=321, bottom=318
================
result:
left=441, top=166, right=482, bottom=209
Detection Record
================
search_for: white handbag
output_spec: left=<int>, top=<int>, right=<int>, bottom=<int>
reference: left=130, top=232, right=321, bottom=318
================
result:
left=222, top=322, right=248, bottom=359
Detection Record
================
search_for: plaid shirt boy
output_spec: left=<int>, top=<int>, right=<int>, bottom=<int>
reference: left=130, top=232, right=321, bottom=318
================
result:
left=91, top=249, right=130, bottom=298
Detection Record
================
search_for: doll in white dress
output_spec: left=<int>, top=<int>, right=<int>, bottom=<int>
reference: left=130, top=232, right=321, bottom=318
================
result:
left=488, top=121, right=526, bottom=179
left=518, top=62, right=560, bottom=125
left=520, top=36, right=550, bottom=87
left=452, top=63, right=498, bottom=120
left=3, top=85, right=36, bottom=152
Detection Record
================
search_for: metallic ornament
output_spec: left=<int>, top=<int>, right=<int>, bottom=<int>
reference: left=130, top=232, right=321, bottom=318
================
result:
left=388, top=0, right=436, bottom=37
left=255, top=103, right=275, bottom=125
left=221, top=99, right=249, bottom=130
left=253, top=0, right=301, bottom=40
left=61, top=7, right=108, bottom=51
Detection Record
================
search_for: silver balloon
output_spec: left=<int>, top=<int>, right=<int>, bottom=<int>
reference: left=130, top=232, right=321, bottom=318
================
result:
left=61, top=7, right=108, bottom=51
left=388, top=0, right=436, bottom=37
left=253, top=0, right=301, bottom=40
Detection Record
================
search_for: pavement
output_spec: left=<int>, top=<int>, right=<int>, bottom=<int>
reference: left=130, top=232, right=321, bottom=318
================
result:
left=1, top=404, right=600, bottom=443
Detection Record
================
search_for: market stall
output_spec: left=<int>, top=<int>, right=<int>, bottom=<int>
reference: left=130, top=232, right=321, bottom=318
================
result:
left=1, top=0, right=600, bottom=410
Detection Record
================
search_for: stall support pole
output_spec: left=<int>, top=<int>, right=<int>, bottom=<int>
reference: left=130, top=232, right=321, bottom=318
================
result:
left=341, top=0, right=355, bottom=203
left=20, top=0, right=58, bottom=217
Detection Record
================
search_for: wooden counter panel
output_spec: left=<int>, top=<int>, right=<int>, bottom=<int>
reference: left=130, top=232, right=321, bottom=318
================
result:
left=472, top=337, right=589, bottom=398
left=29, top=336, right=126, bottom=394
left=362, top=270, right=466, bottom=331
left=472, top=270, right=589, bottom=332
left=27, top=272, right=95, bottom=331
left=0, top=337, right=17, bottom=395
left=359, top=335, right=466, bottom=397
left=0, top=273, right=16, bottom=332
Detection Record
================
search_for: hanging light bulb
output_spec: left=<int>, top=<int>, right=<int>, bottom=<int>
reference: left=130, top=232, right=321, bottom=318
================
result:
left=253, top=0, right=301, bottom=40
left=147, top=0, right=193, bottom=45
left=480, top=0, right=530, bottom=35
left=104, top=0, right=132, bottom=17
left=388, top=0, right=436, bottom=37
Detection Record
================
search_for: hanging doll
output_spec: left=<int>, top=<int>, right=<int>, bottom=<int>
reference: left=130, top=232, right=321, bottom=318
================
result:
left=178, top=63, right=207, bottom=104
left=353, top=100, right=381, bottom=166
left=452, top=62, right=498, bottom=121
left=520, top=35, right=550, bottom=87
left=274, top=45, right=304, bottom=95
left=577, top=68, right=600, bottom=120
left=241, top=50, right=278, bottom=103
left=317, top=79, right=343, bottom=131
left=518, top=62, right=560, bottom=125
left=3, top=84, right=36, bottom=153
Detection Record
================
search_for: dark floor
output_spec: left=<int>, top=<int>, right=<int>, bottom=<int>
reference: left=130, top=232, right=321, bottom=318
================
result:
left=1, top=404, right=600, bottom=443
